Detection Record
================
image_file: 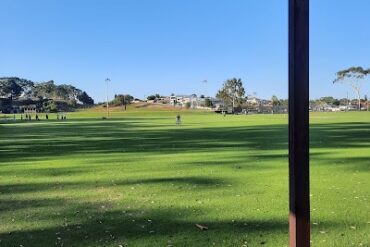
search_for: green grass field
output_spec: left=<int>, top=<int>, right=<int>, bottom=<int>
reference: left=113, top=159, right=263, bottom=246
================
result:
left=0, top=110, right=369, bottom=247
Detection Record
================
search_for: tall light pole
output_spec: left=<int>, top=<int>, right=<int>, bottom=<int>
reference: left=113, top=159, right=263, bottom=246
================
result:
left=105, top=78, right=111, bottom=118
left=201, top=79, right=208, bottom=97
left=200, top=79, right=208, bottom=109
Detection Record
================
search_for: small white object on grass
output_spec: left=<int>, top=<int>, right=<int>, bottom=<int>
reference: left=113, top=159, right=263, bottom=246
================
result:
left=195, top=224, right=208, bottom=230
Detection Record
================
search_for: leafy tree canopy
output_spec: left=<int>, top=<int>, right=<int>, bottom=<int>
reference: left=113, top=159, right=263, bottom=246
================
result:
left=333, top=66, right=370, bottom=83
left=271, top=95, right=280, bottom=106
left=204, top=98, right=213, bottom=107
left=0, top=78, right=23, bottom=98
left=216, top=78, right=246, bottom=109
left=147, top=95, right=156, bottom=100
left=0, top=77, right=94, bottom=108
left=333, top=66, right=370, bottom=110
left=112, top=94, right=134, bottom=106
left=77, top=91, right=94, bottom=105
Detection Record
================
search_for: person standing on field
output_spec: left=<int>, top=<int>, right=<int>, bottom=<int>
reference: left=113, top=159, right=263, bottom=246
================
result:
left=176, top=114, right=181, bottom=125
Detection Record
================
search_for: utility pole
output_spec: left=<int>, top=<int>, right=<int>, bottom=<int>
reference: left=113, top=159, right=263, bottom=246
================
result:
left=105, top=78, right=110, bottom=118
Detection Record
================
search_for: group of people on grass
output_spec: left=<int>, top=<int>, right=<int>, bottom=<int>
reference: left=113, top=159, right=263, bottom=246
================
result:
left=6, top=112, right=227, bottom=125
left=18, top=113, right=67, bottom=121
left=20, top=114, right=42, bottom=121
left=57, top=113, right=67, bottom=120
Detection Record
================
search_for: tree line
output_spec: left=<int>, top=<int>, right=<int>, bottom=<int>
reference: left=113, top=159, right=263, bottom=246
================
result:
left=216, top=66, right=369, bottom=112
left=0, top=77, right=94, bottom=113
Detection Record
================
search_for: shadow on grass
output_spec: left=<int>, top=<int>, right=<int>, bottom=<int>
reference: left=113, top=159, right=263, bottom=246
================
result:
left=0, top=198, right=364, bottom=246
left=0, top=198, right=66, bottom=212
left=0, top=204, right=288, bottom=246
left=1, top=120, right=369, bottom=163
left=0, top=173, right=286, bottom=246
left=0, top=176, right=225, bottom=198
left=115, top=177, right=225, bottom=187
left=0, top=118, right=369, bottom=245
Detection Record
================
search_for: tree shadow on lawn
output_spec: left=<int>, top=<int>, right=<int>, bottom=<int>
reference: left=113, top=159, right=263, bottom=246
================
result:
left=0, top=152, right=286, bottom=178
left=0, top=181, right=82, bottom=196
left=311, top=155, right=370, bottom=172
left=0, top=199, right=365, bottom=247
left=0, top=175, right=288, bottom=246
left=0, top=203, right=289, bottom=247
left=2, top=188, right=357, bottom=247
left=0, top=198, right=66, bottom=212
left=0, top=176, right=225, bottom=198
left=1, top=121, right=369, bottom=164
left=115, top=176, right=225, bottom=187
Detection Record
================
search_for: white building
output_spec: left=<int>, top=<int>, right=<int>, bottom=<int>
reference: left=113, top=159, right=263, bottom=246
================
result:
left=246, top=96, right=260, bottom=105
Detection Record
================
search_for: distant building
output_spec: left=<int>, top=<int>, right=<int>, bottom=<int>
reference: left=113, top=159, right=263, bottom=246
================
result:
left=169, top=96, right=177, bottom=105
left=168, top=94, right=198, bottom=108
left=132, top=98, right=144, bottom=103
left=149, top=94, right=225, bottom=111
left=156, top=97, right=170, bottom=104
left=246, top=96, right=260, bottom=105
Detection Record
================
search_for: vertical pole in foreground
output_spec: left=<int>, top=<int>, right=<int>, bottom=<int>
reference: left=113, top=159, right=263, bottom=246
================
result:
left=289, top=0, right=310, bottom=246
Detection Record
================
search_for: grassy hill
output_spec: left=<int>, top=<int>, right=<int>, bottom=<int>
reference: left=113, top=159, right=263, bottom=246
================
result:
left=86, top=102, right=203, bottom=113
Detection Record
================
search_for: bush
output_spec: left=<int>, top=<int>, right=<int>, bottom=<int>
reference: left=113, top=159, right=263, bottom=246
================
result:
left=112, top=94, right=134, bottom=106
left=0, top=98, right=12, bottom=113
left=205, top=98, right=213, bottom=107
left=147, top=95, right=156, bottom=100
left=44, top=101, right=58, bottom=113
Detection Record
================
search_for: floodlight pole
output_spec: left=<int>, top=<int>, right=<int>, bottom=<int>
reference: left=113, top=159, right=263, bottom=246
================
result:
left=105, top=78, right=110, bottom=117
left=289, top=0, right=310, bottom=246
left=202, top=79, right=208, bottom=98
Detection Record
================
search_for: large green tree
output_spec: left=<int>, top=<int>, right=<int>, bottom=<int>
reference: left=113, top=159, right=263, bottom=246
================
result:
left=271, top=95, right=280, bottom=113
left=0, top=78, right=23, bottom=98
left=0, top=77, right=35, bottom=98
left=333, top=67, right=370, bottom=110
left=77, top=91, right=94, bottom=105
left=0, top=77, right=94, bottom=110
left=33, top=81, right=57, bottom=99
left=216, top=78, right=245, bottom=112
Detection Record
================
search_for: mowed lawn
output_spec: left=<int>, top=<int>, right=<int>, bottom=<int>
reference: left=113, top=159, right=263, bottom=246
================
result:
left=0, top=111, right=369, bottom=247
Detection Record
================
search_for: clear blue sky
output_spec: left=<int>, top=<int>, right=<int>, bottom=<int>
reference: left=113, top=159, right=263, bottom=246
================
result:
left=1, top=0, right=369, bottom=102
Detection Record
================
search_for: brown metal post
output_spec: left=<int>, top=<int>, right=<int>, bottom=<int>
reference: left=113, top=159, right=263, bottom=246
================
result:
left=289, top=0, right=310, bottom=246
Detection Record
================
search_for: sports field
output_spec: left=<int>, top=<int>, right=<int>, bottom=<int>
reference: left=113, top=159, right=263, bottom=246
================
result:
left=0, top=110, right=369, bottom=246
